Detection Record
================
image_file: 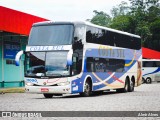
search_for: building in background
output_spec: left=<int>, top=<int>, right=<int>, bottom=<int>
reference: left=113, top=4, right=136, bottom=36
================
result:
left=0, top=6, right=160, bottom=88
left=0, top=6, right=48, bottom=88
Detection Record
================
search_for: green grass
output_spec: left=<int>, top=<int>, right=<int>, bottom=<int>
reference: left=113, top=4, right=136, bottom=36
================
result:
left=0, top=87, right=25, bottom=93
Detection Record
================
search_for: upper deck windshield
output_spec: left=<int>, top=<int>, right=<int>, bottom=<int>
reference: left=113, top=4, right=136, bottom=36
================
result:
left=28, top=24, right=74, bottom=46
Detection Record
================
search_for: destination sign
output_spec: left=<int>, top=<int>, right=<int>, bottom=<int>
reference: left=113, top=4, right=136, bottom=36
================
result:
left=26, top=45, right=72, bottom=51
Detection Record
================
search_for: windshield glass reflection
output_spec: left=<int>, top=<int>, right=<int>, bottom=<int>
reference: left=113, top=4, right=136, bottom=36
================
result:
left=25, top=51, right=69, bottom=77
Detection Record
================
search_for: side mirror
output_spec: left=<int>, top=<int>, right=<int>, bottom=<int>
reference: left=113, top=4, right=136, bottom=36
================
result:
left=15, top=50, right=24, bottom=66
left=74, top=37, right=82, bottom=43
left=74, top=37, right=78, bottom=42
left=73, top=38, right=83, bottom=50
left=67, top=49, right=73, bottom=66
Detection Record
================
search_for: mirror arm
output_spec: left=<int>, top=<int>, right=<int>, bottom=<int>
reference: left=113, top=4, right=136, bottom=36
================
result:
left=67, top=49, right=73, bottom=66
left=15, top=50, right=24, bottom=66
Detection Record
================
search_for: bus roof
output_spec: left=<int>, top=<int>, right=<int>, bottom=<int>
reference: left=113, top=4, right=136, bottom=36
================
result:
left=33, top=21, right=141, bottom=38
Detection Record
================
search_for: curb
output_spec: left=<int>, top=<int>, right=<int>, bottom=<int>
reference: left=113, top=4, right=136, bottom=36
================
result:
left=0, top=87, right=25, bottom=94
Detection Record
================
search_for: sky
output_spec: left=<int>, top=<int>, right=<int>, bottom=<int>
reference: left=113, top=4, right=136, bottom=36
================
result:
left=0, top=0, right=129, bottom=21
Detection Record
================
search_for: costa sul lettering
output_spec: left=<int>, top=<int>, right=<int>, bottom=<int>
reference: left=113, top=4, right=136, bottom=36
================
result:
left=98, top=46, right=125, bottom=59
left=30, top=46, right=49, bottom=51
left=29, top=46, right=64, bottom=51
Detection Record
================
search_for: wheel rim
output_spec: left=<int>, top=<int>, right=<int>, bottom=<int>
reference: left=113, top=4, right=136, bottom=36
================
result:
left=125, top=81, right=128, bottom=91
left=130, top=81, right=134, bottom=90
left=84, top=83, right=90, bottom=94
left=147, top=78, right=151, bottom=83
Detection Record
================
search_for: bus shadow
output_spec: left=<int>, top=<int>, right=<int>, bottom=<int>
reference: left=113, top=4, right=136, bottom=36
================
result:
left=35, top=91, right=126, bottom=99
left=60, top=90, right=119, bottom=99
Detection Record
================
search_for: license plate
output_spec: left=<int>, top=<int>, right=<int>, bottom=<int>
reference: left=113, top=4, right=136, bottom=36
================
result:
left=41, top=88, right=49, bottom=92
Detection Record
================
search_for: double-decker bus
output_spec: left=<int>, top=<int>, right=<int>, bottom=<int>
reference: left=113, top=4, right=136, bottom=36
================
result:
left=15, top=21, right=142, bottom=98
left=142, top=59, right=160, bottom=83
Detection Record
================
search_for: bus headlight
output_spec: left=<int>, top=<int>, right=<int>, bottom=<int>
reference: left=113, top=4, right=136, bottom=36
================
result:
left=25, top=82, right=34, bottom=86
left=57, top=81, right=70, bottom=86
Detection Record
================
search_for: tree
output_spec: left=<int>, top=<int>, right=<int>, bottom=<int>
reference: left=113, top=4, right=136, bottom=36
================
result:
left=150, top=19, right=160, bottom=51
left=135, top=21, right=152, bottom=45
left=90, top=10, right=111, bottom=27
left=89, top=0, right=160, bottom=51
left=128, top=0, right=160, bottom=49
left=109, top=15, right=131, bottom=32
left=111, top=1, right=129, bottom=18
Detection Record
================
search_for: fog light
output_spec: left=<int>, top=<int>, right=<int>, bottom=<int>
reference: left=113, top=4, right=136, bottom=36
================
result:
left=26, top=82, right=34, bottom=86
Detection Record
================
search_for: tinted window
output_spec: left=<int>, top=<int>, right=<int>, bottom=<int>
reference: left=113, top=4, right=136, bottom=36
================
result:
left=143, top=61, right=160, bottom=67
left=28, top=25, right=74, bottom=46
left=86, top=57, right=95, bottom=72
left=74, top=24, right=85, bottom=42
left=72, top=52, right=83, bottom=75
left=73, top=24, right=85, bottom=50
left=114, top=34, right=141, bottom=50
left=86, top=57, right=125, bottom=72
left=155, top=61, right=160, bottom=67
left=86, top=26, right=141, bottom=50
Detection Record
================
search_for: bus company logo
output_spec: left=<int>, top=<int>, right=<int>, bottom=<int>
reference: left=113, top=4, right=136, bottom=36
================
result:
left=73, top=86, right=78, bottom=91
left=98, top=45, right=125, bottom=59
left=26, top=78, right=38, bottom=83
left=29, top=46, right=64, bottom=51
left=43, top=82, right=46, bottom=85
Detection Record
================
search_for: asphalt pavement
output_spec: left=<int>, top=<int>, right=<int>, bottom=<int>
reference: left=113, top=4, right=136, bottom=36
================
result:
left=0, top=83, right=160, bottom=119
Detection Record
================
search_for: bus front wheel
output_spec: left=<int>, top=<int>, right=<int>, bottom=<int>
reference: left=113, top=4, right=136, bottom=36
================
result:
left=43, top=94, right=53, bottom=98
left=80, top=80, right=92, bottom=97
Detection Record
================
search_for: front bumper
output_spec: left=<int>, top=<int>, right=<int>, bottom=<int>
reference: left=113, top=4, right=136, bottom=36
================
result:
left=25, top=85, right=71, bottom=94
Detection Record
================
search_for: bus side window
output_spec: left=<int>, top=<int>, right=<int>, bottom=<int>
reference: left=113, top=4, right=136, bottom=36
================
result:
left=86, top=30, right=92, bottom=43
left=155, top=61, right=160, bottom=67
left=72, top=56, right=82, bottom=75
left=144, top=61, right=154, bottom=67
left=86, top=57, right=94, bottom=72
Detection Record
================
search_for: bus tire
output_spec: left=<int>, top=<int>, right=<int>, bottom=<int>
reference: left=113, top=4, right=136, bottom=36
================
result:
left=128, top=77, right=135, bottom=92
left=116, top=78, right=129, bottom=93
left=80, top=79, right=92, bottom=97
left=142, top=77, right=145, bottom=84
left=53, top=94, right=62, bottom=96
left=43, top=94, right=53, bottom=98
left=146, top=77, right=152, bottom=84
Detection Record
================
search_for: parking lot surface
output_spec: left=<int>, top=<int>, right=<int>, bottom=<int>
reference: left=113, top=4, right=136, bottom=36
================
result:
left=0, top=83, right=160, bottom=119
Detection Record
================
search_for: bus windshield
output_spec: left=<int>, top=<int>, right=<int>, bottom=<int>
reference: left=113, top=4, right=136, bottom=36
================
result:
left=25, top=51, right=70, bottom=77
left=28, top=24, right=74, bottom=46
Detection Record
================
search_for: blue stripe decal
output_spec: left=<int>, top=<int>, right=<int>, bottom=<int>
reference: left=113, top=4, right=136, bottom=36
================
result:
left=92, top=60, right=137, bottom=90
left=71, top=48, right=141, bottom=93
left=143, top=67, right=160, bottom=76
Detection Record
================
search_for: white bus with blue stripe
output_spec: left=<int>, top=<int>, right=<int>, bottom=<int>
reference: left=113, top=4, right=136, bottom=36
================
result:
left=15, top=21, right=142, bottom=98
left=142, top=59, right=160, bottom=83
